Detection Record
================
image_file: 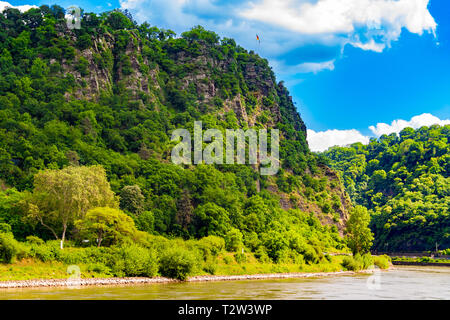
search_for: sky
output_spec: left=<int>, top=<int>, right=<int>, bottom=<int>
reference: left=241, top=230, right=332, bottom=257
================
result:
left=3, top=0, right=450, bottom=152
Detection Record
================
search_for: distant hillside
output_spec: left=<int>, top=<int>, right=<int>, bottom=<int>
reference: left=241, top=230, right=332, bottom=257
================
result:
left=322, top=125, right=450, bottom=251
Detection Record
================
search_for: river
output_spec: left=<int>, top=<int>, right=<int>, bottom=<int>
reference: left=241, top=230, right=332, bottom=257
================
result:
left=0, top=266, right=448, bottom=299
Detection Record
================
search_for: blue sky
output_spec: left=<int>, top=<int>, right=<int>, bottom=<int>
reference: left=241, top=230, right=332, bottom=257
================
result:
left=3, top=0, right=450, bottom=151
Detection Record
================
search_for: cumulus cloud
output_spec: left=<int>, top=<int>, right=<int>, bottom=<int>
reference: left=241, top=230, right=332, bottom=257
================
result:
left=0, top=1, right=37, bottom=12
left=307, top=128, right=370, bottom=152
left=369, top=113, right=450, bottom=136
left=241, top=0, right=437, bottom=52
left=119, top=0, right=437, bottom=75
left=308, top=113, right=450, bottom=152
left=293, top=60, right=335, bottom=74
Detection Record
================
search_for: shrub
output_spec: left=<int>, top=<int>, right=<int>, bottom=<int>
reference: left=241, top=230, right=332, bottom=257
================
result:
left=0, top=232, right=18, bottom=263
left=254, top=247, right=270, bottom=263
left=26, top=235, right=45, bottom=245
left=135, top=211, right=155, bottom=233
left=234, top=252, right=247, bottom=264
left=159, top=247, right=197, bottom=281
left=0, top=223, right=12, bottom=234
left=373, top=255, right=390, bottom=269
left=341, top=256, right=362, bottom=271
left=203, top=262, right=217, bottom=275
left=197, top=236, right=225, bottom=258
left=223, top=256, right=233, bottom=265
left=83, top=246, right=114, bottom=265
left=303, top=246, right=320, bottom=264
left=243, top=232, right=261, bottom=251
left=29, top=244, right=58, bottom=262
left=86, top=263, right=112, bottom=275
left=262, top=230, right=289, bottom=262
left=15, top=242, right=30, bottom=260
left=361, top=253, right=374, bottom=269
left=224, top=228, right=243, bottom=252
left=59, top=248, right=88, bottom=265
left=418, top=256, right=432, bottom=263
left=115, top=244, right=158, bottom=277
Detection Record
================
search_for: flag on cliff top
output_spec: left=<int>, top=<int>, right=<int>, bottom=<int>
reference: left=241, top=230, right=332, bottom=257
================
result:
left=256, top=34, right=260, bottom=44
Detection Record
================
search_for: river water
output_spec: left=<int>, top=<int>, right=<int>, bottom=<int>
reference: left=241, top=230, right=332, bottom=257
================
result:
left=0, top=266, right=448, bottom=299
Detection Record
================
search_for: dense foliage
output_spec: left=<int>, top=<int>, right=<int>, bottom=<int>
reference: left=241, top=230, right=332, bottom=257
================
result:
left=0, top=5, right=366, bottom=278
left=322, top=125, right=450, bottom=251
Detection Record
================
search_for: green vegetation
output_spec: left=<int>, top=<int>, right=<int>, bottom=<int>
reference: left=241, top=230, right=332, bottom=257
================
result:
left=391, top=256, right=449, bottom=264
left=322, top=125, right=450, bottom=251
left=0, top=6, right=381, bottom=281
left=345, top=205, right=374, bottom=255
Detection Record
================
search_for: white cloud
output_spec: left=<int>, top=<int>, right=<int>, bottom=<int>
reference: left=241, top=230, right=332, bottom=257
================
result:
left=0, top=1, right=37, bottom=12
left=308, top=113, right=450, bottom=152
left=241, top=0, right=436, bottom=52
left=120, top=0, right=198, bottom=30
left=350, top=38, right=385, bottom=53
left=307, top=128, right=370, bottom=152
left=369, top=113, right=450, bottom=136
left=270, top=59, right=335, bottom=79
left=294, top=60, right=335, bottom=74
left=118, top=0, right=438, bottom=80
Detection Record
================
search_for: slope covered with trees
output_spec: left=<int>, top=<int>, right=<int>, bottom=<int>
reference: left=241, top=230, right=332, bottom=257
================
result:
left=322, top=125, right=450, bottom=251
left=0, top=6, right=381, bottom=279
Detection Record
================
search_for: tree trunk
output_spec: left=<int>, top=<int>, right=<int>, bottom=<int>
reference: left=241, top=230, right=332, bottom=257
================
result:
left=60, top=224, right=67, bottom=249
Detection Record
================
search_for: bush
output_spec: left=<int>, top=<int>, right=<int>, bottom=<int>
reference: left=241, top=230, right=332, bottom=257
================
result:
left=234, top=252, right=247, bottom=264
left=0, top=223, right=11, bottom=234
left=341, top=256, right=362, bottom=271
left=0, top=232, right=18, bottom=263
left=262, top=230, right=289, bottom=262
left=86, top=263, right=112, bottom=275
left=59, top=248, right=88, bottom=265
left=115, top=244, right=158, bottom=277
left=223, top=256, right=233, bottom=265
left=373, top=255, right=390, bottom=269
left=15, top=242, right=30, bottom=260
left=203, top=262, right=217, bottom=275
left=197, top=236, right=225, bottom=258
left=159, top=247, right=197, bottom=280
left=224, top=228, right=243, bottom=252
left=254, top=247, right=271, bottom=263
left=361, top=253, right=374, bottom=269
left=26, top=235, right=45, bottom=245
left=303, top=246, right=320, bottom=264
left=135, top=211, right=155, bottom=233
left=29, top=244, right=58, bottom=262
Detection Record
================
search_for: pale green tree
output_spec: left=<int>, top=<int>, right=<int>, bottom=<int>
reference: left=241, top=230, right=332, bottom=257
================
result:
left=345, top=205, right=374, bottom=255
left=75, top=207, right=136, bottom=247
left=27, top=165, right=118, bottom=249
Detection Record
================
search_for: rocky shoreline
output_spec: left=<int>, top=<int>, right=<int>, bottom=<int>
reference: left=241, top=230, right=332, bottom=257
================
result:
left=0, top=269, right=381, bottom=289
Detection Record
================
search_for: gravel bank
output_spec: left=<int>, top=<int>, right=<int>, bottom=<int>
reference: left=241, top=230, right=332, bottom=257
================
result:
left=0, top=269, right=381, bottom=289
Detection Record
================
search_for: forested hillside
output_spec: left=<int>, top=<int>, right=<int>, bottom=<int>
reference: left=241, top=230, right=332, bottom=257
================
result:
left=0, top=4, right=358, bottom=271
left=322, top=126, right=450, bottom=251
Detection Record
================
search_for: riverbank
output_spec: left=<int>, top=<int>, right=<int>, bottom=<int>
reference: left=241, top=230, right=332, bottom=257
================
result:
left=392, top=260, right=450, bottom=267
left=0, top=269, right=384, bottom=289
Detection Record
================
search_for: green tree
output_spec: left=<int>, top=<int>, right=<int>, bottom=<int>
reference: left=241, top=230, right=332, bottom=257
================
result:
left=193, top=203, right=231, bottom=237
left=75, top=207, right=136, bottom=247
left=346, top=205, right=374, bottom=255
left=26, top=166, right=117, bottom=249
left=120, top=185, right=145, bottom=215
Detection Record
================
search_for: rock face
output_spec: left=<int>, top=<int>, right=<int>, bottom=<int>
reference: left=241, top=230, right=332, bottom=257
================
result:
left=60, top=31, right=306, bottom=138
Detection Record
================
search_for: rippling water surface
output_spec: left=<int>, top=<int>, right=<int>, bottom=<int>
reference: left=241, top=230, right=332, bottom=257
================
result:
left=1, top=266, right=449, bottom=300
